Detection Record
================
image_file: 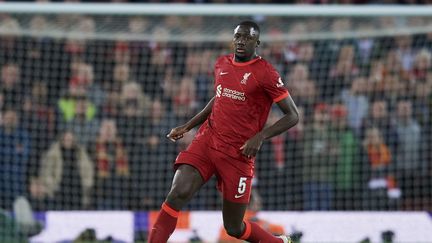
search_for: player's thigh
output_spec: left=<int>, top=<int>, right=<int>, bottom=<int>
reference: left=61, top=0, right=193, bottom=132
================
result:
left=214, top=151, right=254, bottom=204
left=168, top=164, right=204, bottom=200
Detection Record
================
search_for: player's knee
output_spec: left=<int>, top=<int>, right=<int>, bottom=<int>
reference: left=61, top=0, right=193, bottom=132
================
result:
left=224, top=224, right=243, bottom=238
left=167, top=184, right=193, bottom=202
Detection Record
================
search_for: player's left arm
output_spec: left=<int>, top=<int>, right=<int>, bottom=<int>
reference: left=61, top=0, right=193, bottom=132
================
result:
left=240, top=95, right=299, bottom=158
left=262, top=95, right=299, bottom=138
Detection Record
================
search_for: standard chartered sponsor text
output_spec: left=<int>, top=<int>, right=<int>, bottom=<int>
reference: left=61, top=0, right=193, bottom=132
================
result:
left=222, top=88, right=245, bottom=101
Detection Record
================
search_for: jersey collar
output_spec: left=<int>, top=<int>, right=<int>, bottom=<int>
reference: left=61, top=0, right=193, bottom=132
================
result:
left=231, top=54, right=261, bottom=66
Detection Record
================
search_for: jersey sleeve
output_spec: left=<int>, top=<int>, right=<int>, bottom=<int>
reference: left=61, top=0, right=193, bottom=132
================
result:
left=262, top=63, right=289, bottom=102
left=213, top=56, right=223, bottom=90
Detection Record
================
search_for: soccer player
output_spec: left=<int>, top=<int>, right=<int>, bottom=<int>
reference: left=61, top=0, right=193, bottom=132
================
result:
left=148, top=21, right=299, bottom=243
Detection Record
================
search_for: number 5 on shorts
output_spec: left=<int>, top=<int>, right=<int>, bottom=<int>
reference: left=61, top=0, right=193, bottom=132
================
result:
left=237, top=177, right=247, bottom=194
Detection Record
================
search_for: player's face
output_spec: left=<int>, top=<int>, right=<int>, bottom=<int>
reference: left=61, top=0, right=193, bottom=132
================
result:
left=233, top=25, right=259, bottom=62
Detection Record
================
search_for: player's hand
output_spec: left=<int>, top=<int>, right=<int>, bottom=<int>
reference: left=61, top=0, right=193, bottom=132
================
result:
left=166, top=125, right=189, bottom=142
left=240, top=133, right=265, bottom=158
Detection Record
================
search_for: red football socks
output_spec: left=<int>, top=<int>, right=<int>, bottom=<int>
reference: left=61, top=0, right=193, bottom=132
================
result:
left=148, top=202, right=179, bottom=243
left=148, top=204, right=283, bottom=243
left=239, top=221, right=283, bottom=243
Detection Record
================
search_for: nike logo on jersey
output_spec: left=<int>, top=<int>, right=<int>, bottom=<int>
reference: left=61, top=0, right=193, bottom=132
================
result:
left=220, top=71, right=228, bottom=75
left=234, top=194, right=245, bottom=199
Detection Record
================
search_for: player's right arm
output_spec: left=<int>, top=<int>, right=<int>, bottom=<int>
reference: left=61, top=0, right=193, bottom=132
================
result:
left=167, top=96, right=215, bottom=142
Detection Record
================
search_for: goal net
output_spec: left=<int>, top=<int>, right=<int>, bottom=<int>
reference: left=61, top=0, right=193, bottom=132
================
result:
left=0, top=2, right=431, bottom=230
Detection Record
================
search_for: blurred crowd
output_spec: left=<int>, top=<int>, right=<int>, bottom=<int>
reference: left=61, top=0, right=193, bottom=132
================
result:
left=0, top=14, right=431, bottom=212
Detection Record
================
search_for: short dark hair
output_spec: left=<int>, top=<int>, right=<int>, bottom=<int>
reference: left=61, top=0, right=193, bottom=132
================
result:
left=238, top=20, right=260, bottom=35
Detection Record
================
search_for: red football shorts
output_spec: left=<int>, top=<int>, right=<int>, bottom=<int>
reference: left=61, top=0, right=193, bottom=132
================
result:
left=174, top=127, right=254, bottom=204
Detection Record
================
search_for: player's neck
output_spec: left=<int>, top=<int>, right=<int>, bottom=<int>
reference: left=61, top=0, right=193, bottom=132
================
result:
left=234, top=53, right=257, bottom=63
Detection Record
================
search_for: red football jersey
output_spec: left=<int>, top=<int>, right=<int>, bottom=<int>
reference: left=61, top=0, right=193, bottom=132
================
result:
left=204, top=54, right=289, bottom=158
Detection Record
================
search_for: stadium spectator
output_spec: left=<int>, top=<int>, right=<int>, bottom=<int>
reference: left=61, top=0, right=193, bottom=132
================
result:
left=143, top=99, right=176, bottom=159
left=126, top=17, right=151, bottom=77
left=296, top=42, right=315, bottom=65
left=114, top=41, right=131, bottom=65
left=369, top=59, right=386, bottom=85
left=353, top=23, right=380, bottom=68
left=257, top=108, right=297, bottom=210
left=302, top=103, right=338, bottom=210
left=174, top=76, right=198, bottom=114
left=131, top=99, right=176, bottom=210
left=413, top=82, right=432, bottom=178
left=411, top=48, right=431, bottom=83
left=413, top=82, right=431, bottom=128
left=393, top=100, right=425, bottom=208
left=368, top=59, right=399, bottom=99
left=363, top=127, right=391, bottom=182
left=0, top=63, right=23, bottom=109
left=128, top=42, right=152, bottom=95
left=112, top=63, right=132, bottom=91
left=0, top=109, right=31, bottom=210
left=284, top=106, right=305, bottom=210
left=22, top=16, right=52, bottom=83
left=64, top=17, right=96, bottom=64
left=144, top=31, right=173, bottom=98
left=64, top=37, right=87, bottom=60
left=20, top=82, right=56, bottom=178
left=58, top=93, right=99, bottom=146
left=260, top=32, right=284, bottom=70
left=117, top=82, right=151, bottom=150
left=361, top=100, right=398, bottom=152
left=282, top=23, right=308, bottom=65
left=381, top=75, right=403, bottom=110
left=394, top=35, right=415, bottom=72
left=185, top=51, right=214, bottom=106
left=384, top=50, right=409, bottom=81
left=340, top=76, right=370, bottom=135
left=362, top=127, right=398, bottom=210
left=69, top=61, right=106, bottom=107
left=330, top=103, right=361, bottom=210
left=31, top=131, right=94, bottom=210
left=93, top=119, right=130, bottom=209
left=328, top=45, right=360, bottom=98
left=57, top=86, right=97, bottom=122
left=286, top=64, right=317, bottom=120
left=314, top=18, right=352, bottom=77
left=116, top=82, right=151, bottom=204
left=296, top=42, right=321, bottom=80
left=0, top=17, right=22, bottom=65
left=164, top=76, right=198, bottom=128
left=101, top=89, right=121, bottom=118
left=104, top=65, right=126, bottom=107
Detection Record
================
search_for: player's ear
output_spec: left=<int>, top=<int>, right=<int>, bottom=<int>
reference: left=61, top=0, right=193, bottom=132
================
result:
left=256, top=40, right=260, bottom=47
